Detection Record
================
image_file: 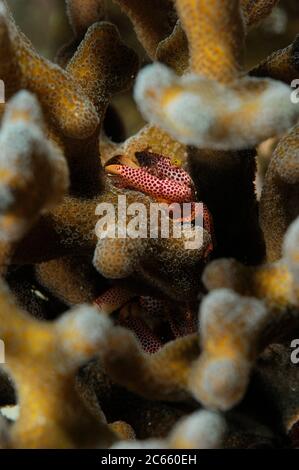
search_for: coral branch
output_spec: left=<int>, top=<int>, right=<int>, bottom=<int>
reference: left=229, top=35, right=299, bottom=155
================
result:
left=66, top=0, right=106, bottom=39
left=156, top=0, right=279, bottom=75
left=251, top=35, right=299, bottom=84
left=113, top=0, right=177, bottom=59
left=175, top=0, right=244, bottom=81
left=93, top=196, right=212, bottom=301
left=66, top=22, right=139, bottom=120
left=0, top=0, right=99, bottom=140
left=156, top=21, right=189, bottom=75
left=203, top=258, right=293, bottom=314
left=242, top=0, right=279, bottom=29
left=197, top=218, right=299, bottom=411
left=202, top=219, right=299, bottom=343
left=101, top=124, right=188, bottom=168
left=111, top=410, right=226, bottom=449
left=10, top=194, right=100, bottom=265
left=58, top=0, right=107, bottom=66
left=283, top=216, right=299, bottom=306
left=35, top=256, right=103, bottom=306
left=254, top=344, right=299, bottom=446
left=0, top=91, right=69, bottom=242
left=188, top=290, right=269, bottom=411
left=135, top=63, right=299, bottom=150
left=0, top=280, right=117, bottom=448
left=62, top=21, right=138, bottom=195
left=135, top=1, right=298, bottom=151
left=94, top=313, right=199, bottom=401
left=260, top=124, right=299, bottom=262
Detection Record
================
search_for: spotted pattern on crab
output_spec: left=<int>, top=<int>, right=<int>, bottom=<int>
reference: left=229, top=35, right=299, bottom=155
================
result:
left=139, top=296, right=198, bottom=342
left=94, top=285, right=135, bottom=315
left=118, top=304, right=163, bottom=354
left=106, top=164, right=194, bottom=203
left=166, top=308, right=198, bottom=339
left=105, top=151, right=215, bottom=254
left=168, top=201, right=210, bottom=224
left=95, top=289, right=200, bottom=353
left=140, top=296, right=166, bottom=318
left=136, top=152, right=194, bottom=188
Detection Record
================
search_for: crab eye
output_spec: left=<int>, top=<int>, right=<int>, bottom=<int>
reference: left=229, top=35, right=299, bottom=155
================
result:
left=173, top=159, right=181, bottom=167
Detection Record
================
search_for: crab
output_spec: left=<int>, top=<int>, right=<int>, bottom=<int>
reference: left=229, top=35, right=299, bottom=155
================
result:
left=105, top=150, right=214, bottom=233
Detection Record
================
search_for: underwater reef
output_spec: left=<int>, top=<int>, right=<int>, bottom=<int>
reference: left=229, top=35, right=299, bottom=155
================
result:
left=0, top=0, right=298, bottom=449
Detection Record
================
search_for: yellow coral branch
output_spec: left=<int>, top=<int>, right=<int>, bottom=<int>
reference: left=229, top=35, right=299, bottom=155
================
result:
left=175, top=0, right=245, bottom=81
left=260, top=124, right=299, bottom=262
left=0, top=280, right=117, bottom=448
left=0, top=91, right=69, bottom=242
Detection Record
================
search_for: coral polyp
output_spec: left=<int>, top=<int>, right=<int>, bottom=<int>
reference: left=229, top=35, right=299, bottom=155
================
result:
left=0, top=0, right=298, bottom=451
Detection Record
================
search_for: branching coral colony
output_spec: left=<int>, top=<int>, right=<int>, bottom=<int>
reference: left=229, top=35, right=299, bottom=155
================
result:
left=0, top=0, right=298, bottom=449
